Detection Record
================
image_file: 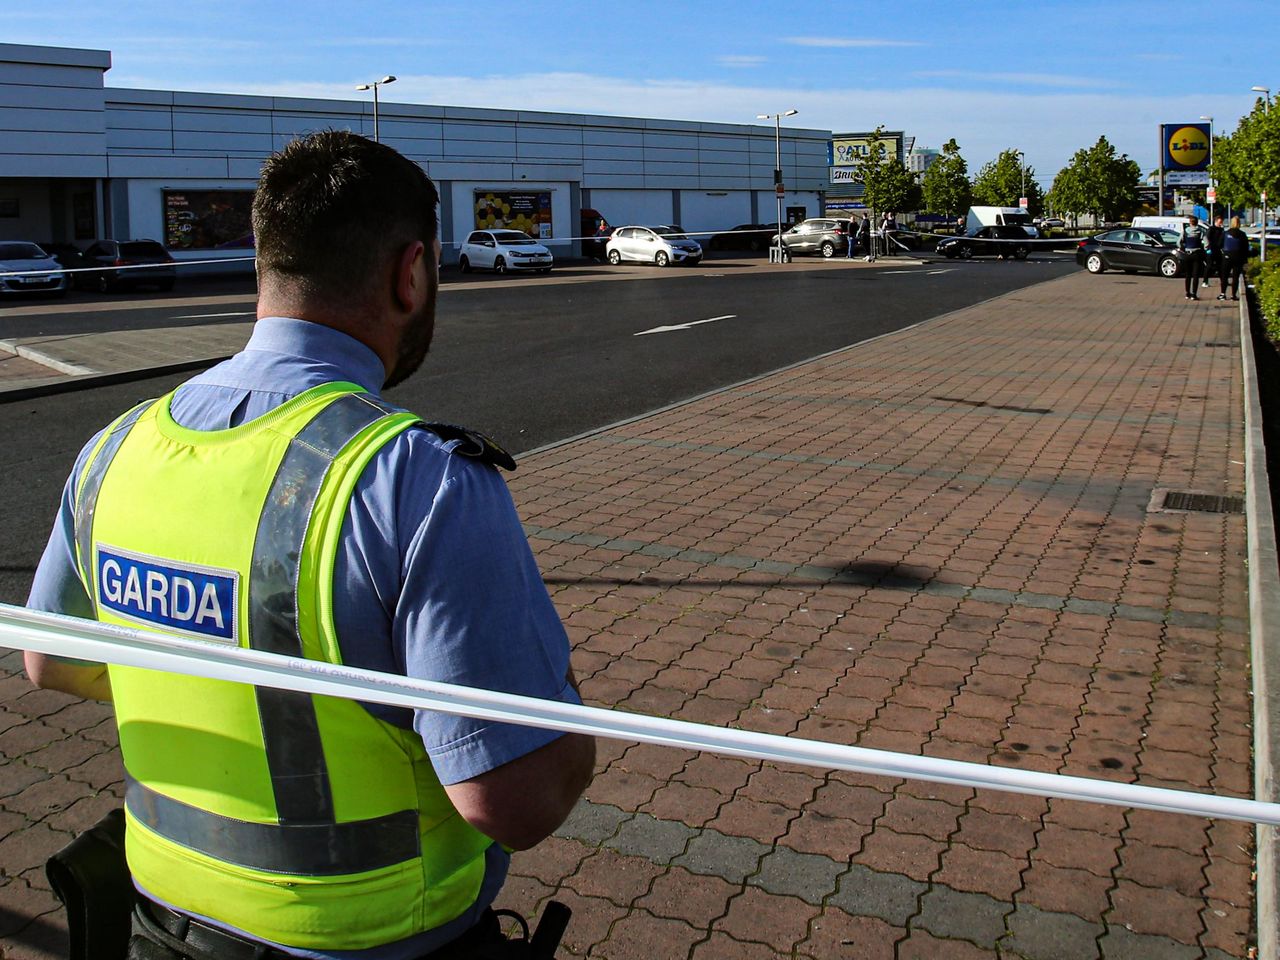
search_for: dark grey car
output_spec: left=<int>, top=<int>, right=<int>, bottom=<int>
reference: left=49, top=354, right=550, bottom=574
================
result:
left=80, top=239, right=176, bottom=292
left=778, top=218, right=854, bottom=258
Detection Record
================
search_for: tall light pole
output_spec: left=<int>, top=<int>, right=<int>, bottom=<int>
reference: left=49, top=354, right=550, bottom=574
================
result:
left=1252, top=87, right=1271, bottom=262
left=757, top=109, right=797, bottom=263
left=355, top=75, right=397, bottom=143
left=1200, top=115, right=1214, bottom=224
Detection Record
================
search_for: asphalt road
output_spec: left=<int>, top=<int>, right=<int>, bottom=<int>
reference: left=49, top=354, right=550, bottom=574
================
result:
left=0, top=255, right=1075, bottom=605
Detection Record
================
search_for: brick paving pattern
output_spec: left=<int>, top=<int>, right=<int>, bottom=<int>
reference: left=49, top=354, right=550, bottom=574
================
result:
left=0, top=271, right=1253, bottom=958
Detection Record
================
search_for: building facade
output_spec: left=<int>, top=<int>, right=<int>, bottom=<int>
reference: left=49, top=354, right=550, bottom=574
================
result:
left=0, top=43, right=832, bottom=264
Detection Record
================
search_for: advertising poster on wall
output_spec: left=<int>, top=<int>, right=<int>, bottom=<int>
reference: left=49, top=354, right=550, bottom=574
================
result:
left=473, top=191, right=553, bottom=238
left=164, top=190, right=255, bottom=249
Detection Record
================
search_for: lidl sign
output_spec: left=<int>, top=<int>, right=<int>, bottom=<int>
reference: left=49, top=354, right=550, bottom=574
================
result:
left=1161, top=123, right=1210, bottom=171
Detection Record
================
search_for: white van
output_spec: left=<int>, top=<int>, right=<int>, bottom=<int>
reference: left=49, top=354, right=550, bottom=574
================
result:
left=965, top=206, right=1039, bottom=238
left=1131, top=215, right=1196, bottom=234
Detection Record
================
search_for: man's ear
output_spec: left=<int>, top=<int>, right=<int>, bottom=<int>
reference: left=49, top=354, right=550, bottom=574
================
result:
left=393, top=240, right=427, bottom=312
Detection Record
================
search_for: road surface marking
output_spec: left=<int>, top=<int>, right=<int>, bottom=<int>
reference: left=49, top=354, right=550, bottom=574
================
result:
left=635, top=315, right=736, bottom=336
left=171, top=311, right=255, bottom=320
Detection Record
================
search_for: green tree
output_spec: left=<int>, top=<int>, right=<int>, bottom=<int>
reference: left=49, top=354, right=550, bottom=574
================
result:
left=972, top=148, right=1043, bottom=215
left=921, top=138, right=971, bottom=217
left=1212, top=95, right=1280, bottom=212
left=1048, top=136, right=1140, bottom=225
left=851, top=125, right=922, bottom=217
left=868, top=157, right=922, bottom=214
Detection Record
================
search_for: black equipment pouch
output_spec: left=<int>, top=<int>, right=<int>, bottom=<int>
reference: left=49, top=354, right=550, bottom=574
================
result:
left=45, top=806, right=136, bottom=960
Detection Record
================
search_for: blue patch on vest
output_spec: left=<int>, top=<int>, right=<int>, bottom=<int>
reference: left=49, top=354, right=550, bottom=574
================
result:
left=96, top=545, right=238, bottom=643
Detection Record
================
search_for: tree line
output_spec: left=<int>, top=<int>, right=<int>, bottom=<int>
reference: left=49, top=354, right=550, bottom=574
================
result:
left=853, top=128, right=1169, bottom=225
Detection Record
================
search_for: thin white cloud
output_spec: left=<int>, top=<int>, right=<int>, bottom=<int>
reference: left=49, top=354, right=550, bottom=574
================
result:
left=717, top=55, right=766, bottom=68
left=914, top=70, right=1113, bottom=90
left=785, top=36, right=924, bottom=48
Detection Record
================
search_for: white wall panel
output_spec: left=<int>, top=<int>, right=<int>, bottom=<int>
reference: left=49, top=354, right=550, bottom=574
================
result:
left=588, top=189, right=672, bottom=226
left=678, top=191, right=752, bottom=234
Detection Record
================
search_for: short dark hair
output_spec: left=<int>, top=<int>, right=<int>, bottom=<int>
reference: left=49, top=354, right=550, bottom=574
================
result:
left=252, top=130, right=437, bottom=304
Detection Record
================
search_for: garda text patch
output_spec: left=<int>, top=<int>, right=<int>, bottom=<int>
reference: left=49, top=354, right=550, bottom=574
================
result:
left=96, top=545, right=238, bottom=643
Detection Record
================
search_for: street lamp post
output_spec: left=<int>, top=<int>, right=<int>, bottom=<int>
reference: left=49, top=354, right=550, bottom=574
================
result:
left=1200, top=115, right=1214, bottom=225
left=1252, top=87, right=1271, bottom=262
left=757, top=109, right=797, bottom=264
left=355, top=75, right=397, bottom=143
left=1016, top=150, right=1026, bottom=210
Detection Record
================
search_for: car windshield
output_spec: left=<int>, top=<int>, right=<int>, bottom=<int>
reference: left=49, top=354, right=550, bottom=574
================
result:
left=492, top=231, right=537, bottom=245
left=0, top=242, right=48, bottom=260
left=1156, top=230, right=1180, bottom=245
left=120, top=241, right=167, bottom=257
left=654, top=226, right=688, bottom=239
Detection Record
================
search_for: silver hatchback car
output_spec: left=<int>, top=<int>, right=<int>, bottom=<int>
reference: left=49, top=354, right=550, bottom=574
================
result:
left=605, top=225, right=703, bottom=267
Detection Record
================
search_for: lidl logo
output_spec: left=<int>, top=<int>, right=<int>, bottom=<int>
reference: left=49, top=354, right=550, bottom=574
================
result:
left=1167, top=126, right=1209, bottom=168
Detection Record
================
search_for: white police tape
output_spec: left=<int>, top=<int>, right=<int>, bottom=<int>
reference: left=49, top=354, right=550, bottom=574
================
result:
left=2, top=602, right=1276, bottom=825
left=0, top=228, right=793, bottom=279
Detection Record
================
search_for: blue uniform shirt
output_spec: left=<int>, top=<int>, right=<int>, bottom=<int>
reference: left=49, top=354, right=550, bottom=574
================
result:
left=28, top=316, right=580, bottom=959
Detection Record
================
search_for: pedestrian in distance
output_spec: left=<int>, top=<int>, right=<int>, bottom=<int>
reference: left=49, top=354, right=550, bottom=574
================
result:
left=846, top=216, right=858, bottom=258
left=1220, top=215, right=1250, bottom=301
left=1205, top=214, right=1224, bottom=288
left=1178, top=214, right=1207, bottom=299
left=858, top=215, right=873, bottom=261
left=881, top=212, right=899, bottom=257
left=24, top=130, right=596, bottom=960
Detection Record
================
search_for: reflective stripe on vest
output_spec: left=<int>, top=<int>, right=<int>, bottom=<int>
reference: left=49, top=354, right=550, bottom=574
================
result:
left=246, top=391, right=394, bottom=826
left=124, top=774, right=420, bottom=876
left=74, top=402, right=150, bottom=595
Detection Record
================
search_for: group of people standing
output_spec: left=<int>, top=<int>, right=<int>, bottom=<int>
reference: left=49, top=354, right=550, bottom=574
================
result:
left=846, top=212, right=901, bottom=259
left=1178, top=213, right=1252, bottom=302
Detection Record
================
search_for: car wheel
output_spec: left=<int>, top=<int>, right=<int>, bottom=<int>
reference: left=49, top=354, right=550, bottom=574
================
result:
left=539, top=268, right=551, bottom=274
left=655, top=250, right=669, bottom=267
left=1085, top=253, right=1105, bottom=274
left=1013, top=246, right=1029, bottom=260
left=459, top=256, right=472, bottom=274
left=1158, top=256, right=1179, bottom=278
left=494, top=256, right=507, bottom=275
left=820, top=241, right=836, bottom=258
left=96, top=274, right=112, bottom=293
left=748, top=238, right=762, bottom=252
left=607, top=249, right=622, bottom=265
left=959, top=245, right=973, bottom=260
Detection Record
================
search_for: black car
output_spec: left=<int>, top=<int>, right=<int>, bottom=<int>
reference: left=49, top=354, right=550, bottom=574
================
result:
left=1075, top=227, right=1186, bottom=278
left=708, top=224, right=778, bottom=253
left=80, top=239, right=177, bottom=292
left=937, top=225, right=1032, bottom=260
left=778, top=218, right=854, bottom=258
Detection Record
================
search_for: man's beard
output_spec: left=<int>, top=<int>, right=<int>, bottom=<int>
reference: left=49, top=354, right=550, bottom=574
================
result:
left=384, top=301, right=435, bottom=390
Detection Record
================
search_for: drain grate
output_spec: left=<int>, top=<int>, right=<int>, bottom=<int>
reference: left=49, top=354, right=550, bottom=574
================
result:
left=1159, top=491, right=1244, bottom=514
left=1204, top=341, right=1234, bottom=348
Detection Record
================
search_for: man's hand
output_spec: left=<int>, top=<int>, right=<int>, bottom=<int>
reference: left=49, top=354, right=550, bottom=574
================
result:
left=25, top=653, right=112, bottom=702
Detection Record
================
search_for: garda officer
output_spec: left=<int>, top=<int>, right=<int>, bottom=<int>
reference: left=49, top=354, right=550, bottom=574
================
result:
left=25, top=130, right=596, bottom=959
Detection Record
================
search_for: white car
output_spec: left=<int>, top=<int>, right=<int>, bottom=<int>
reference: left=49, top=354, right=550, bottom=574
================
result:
left=605, top=225, right=703, bottom=267
left=458, top=230, right=554, bottom=274
left=0, top=241, right=68, bottom=297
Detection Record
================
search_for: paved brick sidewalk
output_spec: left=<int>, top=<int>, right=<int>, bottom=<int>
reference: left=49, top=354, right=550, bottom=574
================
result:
left=0, top=271, right=1252, bottom=959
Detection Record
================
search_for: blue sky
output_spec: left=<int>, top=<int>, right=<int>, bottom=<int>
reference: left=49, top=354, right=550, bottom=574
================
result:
left=9, top=1, right=1277, bottom=183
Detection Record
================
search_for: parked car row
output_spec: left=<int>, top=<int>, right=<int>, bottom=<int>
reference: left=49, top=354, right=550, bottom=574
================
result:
left=0, top=238, right=177, bottom=298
